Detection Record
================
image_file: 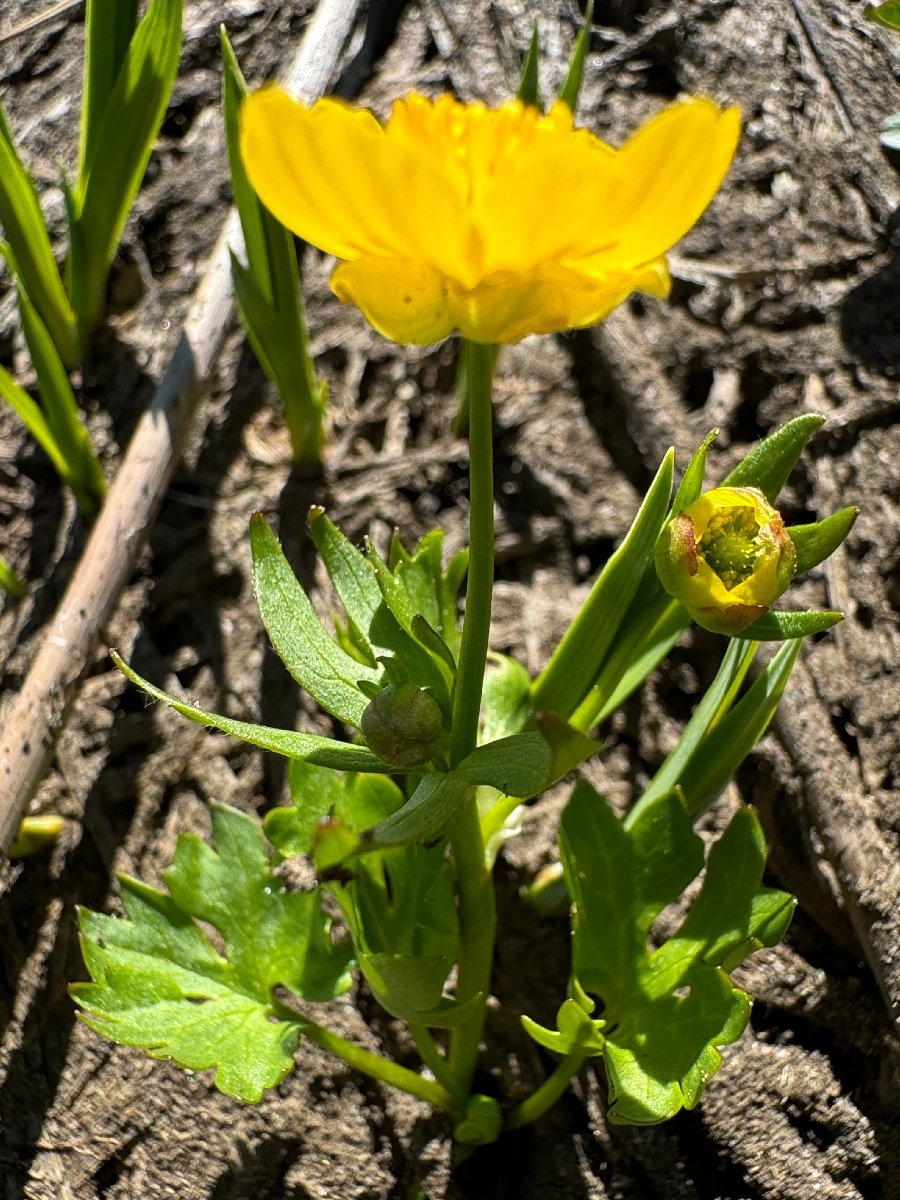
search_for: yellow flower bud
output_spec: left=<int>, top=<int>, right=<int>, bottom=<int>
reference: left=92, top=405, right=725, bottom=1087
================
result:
left=655, top=486, right=796, bottom=634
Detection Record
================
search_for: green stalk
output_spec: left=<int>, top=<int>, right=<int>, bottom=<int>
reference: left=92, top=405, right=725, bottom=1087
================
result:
left=410, top=1024, right=467, bottom=1107
left=447, top=340, right=497, bottom=1092
left=298, top=1016, right=461, bottom=1115
left=449, top=341, right=496, bottom=765
left=504, top=1053, right=585, bottom=1130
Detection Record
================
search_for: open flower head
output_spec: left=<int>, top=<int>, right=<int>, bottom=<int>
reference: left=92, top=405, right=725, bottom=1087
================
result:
left=655, top=486, right=796, bottom=635
left=241, top=90, right=740, bottom=345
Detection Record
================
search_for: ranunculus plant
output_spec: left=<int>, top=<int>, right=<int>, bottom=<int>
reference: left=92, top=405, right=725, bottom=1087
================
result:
left=73, top=32, right=857, bottom=1141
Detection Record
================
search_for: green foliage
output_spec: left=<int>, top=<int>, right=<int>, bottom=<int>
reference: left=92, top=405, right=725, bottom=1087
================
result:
left=556, top=782, right=794, bottom=1123
left=517, top=25, right=543, bottom=110
left=66, top=0, right=183, bottom=332
left=633, top=638, right=801, bottom=823
left=865, top=0, right=900, bottom=31
left=111, top=651, right=391, bottom=772
left=722, top=413, right=824, bottom=501
left=74, top=805, right=352, bottom=1102
left=0, top=109, right=80, bottom=366
left=222, top=28, right=327, bottom=465
left=0, top=553, right=26, bottom=599
left=558, top=0, right=594, bottom=112
left=532, top=449, right=675, bottom=719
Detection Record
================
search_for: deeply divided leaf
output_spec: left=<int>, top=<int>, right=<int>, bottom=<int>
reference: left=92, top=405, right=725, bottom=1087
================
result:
left=74, top=805, right=353, bottom=1102
left=557, top=781, right=793, bottom=1124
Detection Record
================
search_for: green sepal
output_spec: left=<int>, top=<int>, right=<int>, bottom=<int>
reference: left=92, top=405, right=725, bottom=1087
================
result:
left=250, top=513, right=382, bottom=726
left=517, top=24, right=543, bottom=111
left=111, top=650, right=391, bottom=772
left=67, top=0, right=183, bottom=332
left=558, top=0, right=593, bottom=112
left=532, top=448, right=675, bottom=718
left=865, top=0, right=900, bottom=31
left=521, top=997, right=606, bottom=1056
left=731, top=610, right=843, bottom=640
left=722, top=413, right=824, bottom=502
left=788, top=506, right=857, bottom=575
left=560, top=782, right=793, bottom=1124
left=73, top=804, right=353, bottom=1103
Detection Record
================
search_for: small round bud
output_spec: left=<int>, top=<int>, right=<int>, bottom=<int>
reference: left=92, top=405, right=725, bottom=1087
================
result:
left=454, top=1094, right=503, bottom=1146
left=360, top=683, right=444, bottom=767
left=655, top=486, right=796, bottom=635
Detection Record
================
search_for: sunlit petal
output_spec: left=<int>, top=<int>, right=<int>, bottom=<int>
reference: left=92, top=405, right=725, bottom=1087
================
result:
left=242, top=86, right=739, bottom=345
left=241, top=89, right=468, bottom=269
left=588, top=99, right=741, bottom=269
left=332, top=259, right=455, bottom=345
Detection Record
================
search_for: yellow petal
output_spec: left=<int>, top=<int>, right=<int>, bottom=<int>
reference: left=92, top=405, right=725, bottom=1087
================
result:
left=450, top=260, right=670, bottom=344
left=578, top=99, right=741, bottom=270
left=241, top=89, right=468, bottom=269
left=332, top=258, right=455, bottom=345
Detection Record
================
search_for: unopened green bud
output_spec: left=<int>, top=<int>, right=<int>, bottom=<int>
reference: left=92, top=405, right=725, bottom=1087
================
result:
left=656, top=486, right=796, bottom=635
left=454, top=1094, right=503, bottom=1145
left=360, top=683, right=444, bottom=767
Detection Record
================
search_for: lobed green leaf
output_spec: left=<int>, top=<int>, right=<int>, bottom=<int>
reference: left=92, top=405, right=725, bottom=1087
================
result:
left=74, top=805, right=353, bottom=1102
left=558, top=781, right=792, bottom=1123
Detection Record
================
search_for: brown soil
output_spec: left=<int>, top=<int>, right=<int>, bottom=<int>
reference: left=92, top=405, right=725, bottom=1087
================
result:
left=1, top=1, right=899, bottom=1197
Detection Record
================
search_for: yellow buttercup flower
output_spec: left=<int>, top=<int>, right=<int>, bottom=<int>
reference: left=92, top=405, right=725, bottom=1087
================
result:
left=655, top=487, right=796, bottom=635
left=240, top=90, right=740, bottom=345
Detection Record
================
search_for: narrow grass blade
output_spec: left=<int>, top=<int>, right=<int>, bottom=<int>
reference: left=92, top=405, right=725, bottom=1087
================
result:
left=0, top=105, right=80, bottom=366
left=222, top=27, right=326, bottom=465
left=10, top=253, right=105, bottom=514
left=517, top=24, right=542, bottom=111
left=79, top=0, right=140, bottom=179
left=67, top=0, right=183, bottom=332
left=558, top=0, right=593, bottom=112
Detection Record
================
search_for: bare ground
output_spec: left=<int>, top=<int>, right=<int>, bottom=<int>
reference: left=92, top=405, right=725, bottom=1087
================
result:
left=1, top=1, right=899, bottom=1197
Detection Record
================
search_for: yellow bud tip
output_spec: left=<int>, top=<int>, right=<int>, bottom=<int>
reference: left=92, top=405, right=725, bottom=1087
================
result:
left=656, top=486, right=796, bottom=635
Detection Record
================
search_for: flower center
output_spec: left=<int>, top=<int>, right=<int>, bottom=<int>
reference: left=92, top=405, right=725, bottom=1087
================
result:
left=699, top=506, right=762, bottom=590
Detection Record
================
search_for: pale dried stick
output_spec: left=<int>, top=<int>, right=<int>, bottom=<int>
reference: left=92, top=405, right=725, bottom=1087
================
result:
left=0, top=0, right=363, bottom=851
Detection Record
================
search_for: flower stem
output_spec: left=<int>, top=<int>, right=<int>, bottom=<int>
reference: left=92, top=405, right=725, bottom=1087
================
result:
left=298, top=1015, right=461, bottom=1115
left=504, top=1053, right=586, bottom=1130
left=447, top=340, right=497, bottom=1093
left=450, top=340, right=496, bottom=766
